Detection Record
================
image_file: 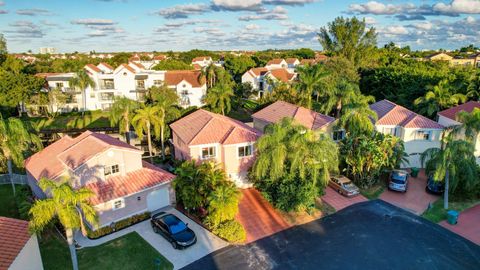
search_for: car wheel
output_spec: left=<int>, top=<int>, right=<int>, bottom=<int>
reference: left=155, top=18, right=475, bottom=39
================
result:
left=171, top=241, right=178, bottom=249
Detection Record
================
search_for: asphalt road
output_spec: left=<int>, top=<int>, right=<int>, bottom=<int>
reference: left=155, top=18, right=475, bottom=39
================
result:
left=182, top=200, right=480, bottom=270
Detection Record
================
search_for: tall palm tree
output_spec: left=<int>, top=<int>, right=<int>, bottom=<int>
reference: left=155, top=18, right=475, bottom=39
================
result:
left=414, top=80, right=467, bottom=118
left=0, top=115, right=42, bottom=195
left=109, top=96, right=139, bottom=144
left=149, top=85, right=180, bottom=159
left=295, top=64, right=329, bottom=109
left=338, top=94, right=377, bottom=136
left=204, top=83, right=234, bottom=115
left=207, top=184, right=240, bottom=227
left=205, top=64, right=218, bottom=88
left=421, top=138, right=477, bottom=209
left=132, top=106, right=162, bottom=161
left=29, top=178, right=98, bottom=270
left=455, top=108, right=480, bottom=141
left=467, top=71, right=480, bottom=100
left=69, top=69, right=96, bottom=113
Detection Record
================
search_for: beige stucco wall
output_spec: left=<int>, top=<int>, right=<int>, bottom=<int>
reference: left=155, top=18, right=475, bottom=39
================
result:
left=172, top=131, right=191, bottom=160
left=9, top=234, right=43, bottom=270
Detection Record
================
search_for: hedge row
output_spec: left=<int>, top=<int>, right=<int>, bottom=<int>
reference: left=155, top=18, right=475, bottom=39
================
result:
left=86, top=212, right=151, bottom=239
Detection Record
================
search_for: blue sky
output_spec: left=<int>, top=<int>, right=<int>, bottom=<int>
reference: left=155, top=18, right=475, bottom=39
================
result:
left=1, top=0, right=479, bottom=53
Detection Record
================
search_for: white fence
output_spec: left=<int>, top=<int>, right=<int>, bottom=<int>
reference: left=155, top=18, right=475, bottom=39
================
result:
left=0, top=174, right=27, bottom=185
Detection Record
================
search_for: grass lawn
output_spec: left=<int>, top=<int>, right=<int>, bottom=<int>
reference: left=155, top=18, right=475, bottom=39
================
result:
left=421, top=198, right=480, bottom=223
left=0, top=184, right=21, bottom=218
left=26, top=110, right=111, bottom=131
left=39, top=231, right=173, bottom=270
left=360, top=185, right=385, bottom=200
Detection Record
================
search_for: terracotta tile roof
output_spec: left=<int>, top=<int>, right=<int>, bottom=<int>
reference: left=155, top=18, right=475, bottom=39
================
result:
left=130, top=61, right=145, bottom=70
left=86, top=161, right=175, bottom=205
left=252, top=101, right=335, bottom=130
left=192, top=56, right=211, bottom=62
left=285, top=58, right=299, bottom=64
left=437, top=101, right=480, bottom=122
left=170, top=109, right=261, bottom=146
left=315, top=54, right=329, bottom=61
left=164, top=70, right=205, bottom=87
left=370, top=100, right=444, bottom=129
left=98, top=62, right=113, bottom=71
left=25, top=131, right=142, bottom=180
left=269, top=69, right=296, bottom=83
left=192, top=63, right=202, bottom=70
left=119, top=63, right=136, bottom=74
left=34, top=72, right=61, bottom=78
left=0, top=217, right=30, bottom=270
left=247, top=67, right=269, bottom=77
left=129, top=56, right=140, bottom=62
left=85, top=64, right=101, bottom=73
left=266, top=58, right=285, bottom=65
left=154, top=55, right=167, bottom=60
left=300, top=59, right=316, bottom=65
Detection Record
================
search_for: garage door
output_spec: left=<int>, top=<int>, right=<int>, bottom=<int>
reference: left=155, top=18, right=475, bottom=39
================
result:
left=147, top=188, right=170, bottom=212
left=406, top=153, right=422, bottom=168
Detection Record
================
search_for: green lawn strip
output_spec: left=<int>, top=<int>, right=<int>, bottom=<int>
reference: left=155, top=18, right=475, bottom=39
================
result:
left=421, top=198, right=480, bottom=223
left=39, top=231, right=173, bottom=270
left=0, top=184, right=21, bottom=218
left=360, top=185, right=385, bottom=200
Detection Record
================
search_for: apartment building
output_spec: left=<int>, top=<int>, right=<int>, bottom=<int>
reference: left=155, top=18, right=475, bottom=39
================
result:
left=40, top=62, right=207, bottom=112
left=241, top=67, right=296, bottom=98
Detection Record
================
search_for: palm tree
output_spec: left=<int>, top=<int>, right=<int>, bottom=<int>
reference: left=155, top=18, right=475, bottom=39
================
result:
left=421, top=138, right=477, bottom=209
left=204, top=83, right=234, bottom=115
left=0, top=115, right=42, bottom=195
left=173, top=161, right=207, bottom=210
left=69, top=69, right=96, bottom=113
left=467, top=71, right=480, bottom=100
left=205, top=64, right=218, bottom=88
left=338, top=94, right=377, bottom=136
left=414, top=80, right=467, bottom=118
left=149, top=85, right=180, bottom=159
left=29, top=178, right=98, bottom=270
left=132, top=106, right=162, bottom=161
left=455, top=108, right=480, bottom=141
left=206, top=184, right=240, bottom=227
left=109, top=96, right=139, bottom=144
left=295, top=64, right=329, bottom=109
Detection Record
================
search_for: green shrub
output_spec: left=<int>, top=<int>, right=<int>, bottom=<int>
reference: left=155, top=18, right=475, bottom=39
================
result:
left=212, top=220, right=246, bottom=243
left=87, top=212, right=150, bottom=239
left=15, top=185, right=33, bottom=220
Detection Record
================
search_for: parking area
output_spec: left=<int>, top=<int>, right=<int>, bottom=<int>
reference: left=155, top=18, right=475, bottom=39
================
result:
left=379, top=169, right=440, bottom=215
left=440, top=204, right=480, bottom=245
left=76, top=207, right=228, bottom=270
left=322, top=187, right=368, bottom=211
left=236, top=188, right=292, bottom=243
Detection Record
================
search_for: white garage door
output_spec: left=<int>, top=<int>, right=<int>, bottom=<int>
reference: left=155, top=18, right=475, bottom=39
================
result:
left=146, top=188, right=170, bottom=212
left=406, top=153, right=422, bottom=168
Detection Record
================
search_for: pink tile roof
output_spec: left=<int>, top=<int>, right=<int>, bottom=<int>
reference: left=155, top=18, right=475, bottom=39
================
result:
left=370, top=100, right=444, bottom=129
left=285, top=58, right=299, bottom=64
left=252, top=101, right=335, bottom=130
left=86, top=161, right=175, bottom=205
left=192, top=56, right=211, bottom=62
left=85, top=64, right=101, bottom=73
left=266, top=58, right=285, bottom=65
left=25, top=131, right=142, bottom=180
left=170, top=109, right=261, bottom=146
left=247, top=67, right=269, bottom=77
left=437, top=101, right=480, bottom=122
left=0, top=217, right=30, bottom=270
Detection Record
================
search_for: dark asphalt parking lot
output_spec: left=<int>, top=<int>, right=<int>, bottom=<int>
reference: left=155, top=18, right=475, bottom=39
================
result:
left=182, top=200, right=480, bottom=270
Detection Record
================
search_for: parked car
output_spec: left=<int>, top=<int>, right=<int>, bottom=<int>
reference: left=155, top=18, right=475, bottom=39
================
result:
left=151, top=212, right=197, bottom=249
left=426, top=176, right=444, bottom=195
left=388, top=170, right=409, bottom=192
left=329, top=175, right=360, bottom=197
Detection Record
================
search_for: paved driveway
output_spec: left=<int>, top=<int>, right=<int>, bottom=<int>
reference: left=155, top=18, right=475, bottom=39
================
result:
left=380, top=169, right=439, bottom=214
left=236, top=189, right=292, bottom=243
left=321, top=186, right=368, bottom=210
left=75, top=208, right=228, bottom=270
left=440, top=204, right=480, bottom=245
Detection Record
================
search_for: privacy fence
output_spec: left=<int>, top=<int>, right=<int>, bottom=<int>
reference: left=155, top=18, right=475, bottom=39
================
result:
left=0, top=174, right=27, bottom=185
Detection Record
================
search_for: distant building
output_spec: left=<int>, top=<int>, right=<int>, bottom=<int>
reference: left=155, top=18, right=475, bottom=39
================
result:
left=39, top=47, right=56, bottom=54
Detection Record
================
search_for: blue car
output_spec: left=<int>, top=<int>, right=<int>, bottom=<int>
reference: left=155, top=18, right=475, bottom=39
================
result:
left=151, top=212, right=197, bottom=249
left=426, top=176, right=444, bottom=195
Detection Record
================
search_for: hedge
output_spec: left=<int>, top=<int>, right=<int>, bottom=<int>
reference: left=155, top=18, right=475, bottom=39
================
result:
left=86, top=212, right=151, bottom=239
left=212, top=220, right=246, bottom=243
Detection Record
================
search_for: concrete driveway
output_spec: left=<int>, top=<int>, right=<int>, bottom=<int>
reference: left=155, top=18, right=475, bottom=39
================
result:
left=380, top=169, right=439, bottom=214
left=321, top=186, right=368, bottom=211
left=75, top=207, right=228, bottom=270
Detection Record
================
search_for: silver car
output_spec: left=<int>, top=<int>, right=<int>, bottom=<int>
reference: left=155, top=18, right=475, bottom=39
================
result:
left=388, top=170, right=409, bottom=192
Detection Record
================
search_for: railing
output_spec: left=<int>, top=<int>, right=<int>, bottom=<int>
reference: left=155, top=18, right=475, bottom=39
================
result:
left=0, top=174, right=27, bottom=185
left=100, top=85, right=115, bottom=90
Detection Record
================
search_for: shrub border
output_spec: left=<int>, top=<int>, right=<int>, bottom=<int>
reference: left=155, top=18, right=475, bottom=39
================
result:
left=86, top=212, right=151, bottom=239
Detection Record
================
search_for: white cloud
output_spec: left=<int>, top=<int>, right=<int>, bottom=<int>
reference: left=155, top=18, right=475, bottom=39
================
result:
left=155, top=3, right=210, bottom=19
left=71, top=18, right=116, bottom=25
left=364, top=16, right=377, bottom=24
left=16, top=8, right=51, bottom=16
left=349, top=1, right=413, bottom=15
left=413, top=21, right=433, bottom=30
left=379, top=25, right=409, bottom=35
left=263, top=0, right=315, bottom=6
left=434, top=0, right=480, bottom=14
left=245, top=24, right=260, bottom=30
left=212, top=0, right=262, bottom=11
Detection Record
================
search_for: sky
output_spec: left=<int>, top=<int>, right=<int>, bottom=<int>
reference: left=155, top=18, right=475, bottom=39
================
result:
left=0, top=0, right=479, bottom=53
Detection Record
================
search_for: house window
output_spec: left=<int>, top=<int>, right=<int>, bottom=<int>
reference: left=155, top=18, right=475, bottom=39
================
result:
left=112, top=198, right=125, bottom=210
left=201, top=146, right=215, bottom=159
left=55, top=82, right=64, bottom=88
left=104, top=164, right=119, bottom=176
left=414, top=130, right=431, bottom=141
left=332, top=130, right=345, bottom=141
left=383, top=127, right=396, bottom=136
left=153, top=80, right=162, bottom=86
left=238, top=145, right=253, bottom=158
left=181, top=90, right=188, bottom=95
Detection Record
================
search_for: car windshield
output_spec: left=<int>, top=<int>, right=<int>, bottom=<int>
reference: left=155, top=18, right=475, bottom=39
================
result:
left=162, top=215, right=187, bottom=234
left=391, top=173, right=406, bottom=184
left=343, top=182, right=356, bottom=189
left=169, top=222, right=187, bottom=234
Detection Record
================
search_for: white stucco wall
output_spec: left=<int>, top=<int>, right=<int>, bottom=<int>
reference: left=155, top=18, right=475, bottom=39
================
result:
left=9, top=235, right=43, bottom=270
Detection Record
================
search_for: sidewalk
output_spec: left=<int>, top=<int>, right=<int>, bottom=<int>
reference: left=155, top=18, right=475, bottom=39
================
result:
left=440, top=204, right=480, bottom=245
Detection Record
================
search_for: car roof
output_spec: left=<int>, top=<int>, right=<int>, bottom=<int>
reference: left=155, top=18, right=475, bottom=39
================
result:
left=392, top=170, right=408, bottom=176
left=332, top=175, right=352, bottom=183
left=160, top=214, right=183, bottom=226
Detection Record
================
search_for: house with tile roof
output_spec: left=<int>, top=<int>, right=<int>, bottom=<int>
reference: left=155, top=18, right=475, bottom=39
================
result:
left=191, top=56, right=213, bottom=68
left=438, top=101, right=480, bottom=162
left=252, top=101, right=343, bottom=140
left=25, top=131, right=175, bottom=228
left=241, top=67, right=296, bottom=98
left=370, top=99, right=444, bottom=168
left=170, top=109, right=262, bottom=187
left=285, top=58, right=300, bottom=71
left=266, top=58, right=288, bottom=70
left=0, top=217, right=43, bottom=270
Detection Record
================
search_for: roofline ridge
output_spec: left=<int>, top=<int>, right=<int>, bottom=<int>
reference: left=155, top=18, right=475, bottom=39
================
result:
left=187, top=111, right=215, bottom=145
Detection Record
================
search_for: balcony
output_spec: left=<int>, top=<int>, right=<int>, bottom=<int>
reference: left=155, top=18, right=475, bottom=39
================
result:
left=99, top=92, right=114, bottom=102
left=99, top=80, right=115, bottom=90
